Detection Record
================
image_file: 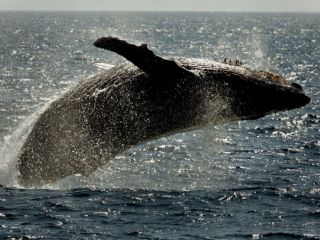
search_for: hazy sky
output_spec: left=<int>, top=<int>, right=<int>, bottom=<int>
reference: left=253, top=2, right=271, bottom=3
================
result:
left=0, top=0, right=319, bottom=12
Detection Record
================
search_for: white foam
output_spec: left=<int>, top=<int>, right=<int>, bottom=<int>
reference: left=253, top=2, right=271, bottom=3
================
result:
left=0, top=102, right=52, bottom=188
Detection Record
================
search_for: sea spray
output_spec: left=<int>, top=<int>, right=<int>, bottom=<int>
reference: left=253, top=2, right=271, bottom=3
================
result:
left=0, top=102, right=53, bottom=187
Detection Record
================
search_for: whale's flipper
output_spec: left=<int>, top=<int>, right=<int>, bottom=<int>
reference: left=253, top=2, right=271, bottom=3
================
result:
left=94, top=36, right=192, bottom=78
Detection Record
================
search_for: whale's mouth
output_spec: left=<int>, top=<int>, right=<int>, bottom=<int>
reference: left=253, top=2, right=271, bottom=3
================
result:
left=250, top=68, right=310, bottom=110
left=273, top=80, right=310, bottom=110
left=288, top=85, right=311, bottom=108
left=241, top=82, right=310, bottom=120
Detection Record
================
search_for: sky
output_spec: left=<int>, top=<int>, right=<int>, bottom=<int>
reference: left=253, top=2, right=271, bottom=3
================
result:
left=0, top=0, right=319, bottom=12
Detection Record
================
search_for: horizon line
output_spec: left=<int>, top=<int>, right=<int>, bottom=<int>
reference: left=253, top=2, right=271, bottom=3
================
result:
left=1, top=10, right=320, bottom=13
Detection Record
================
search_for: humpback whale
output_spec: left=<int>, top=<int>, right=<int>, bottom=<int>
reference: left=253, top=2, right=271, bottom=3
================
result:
left=17, top=37, right=310, bottom=187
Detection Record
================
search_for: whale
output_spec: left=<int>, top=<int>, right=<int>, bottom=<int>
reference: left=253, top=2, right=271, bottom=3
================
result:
left=17, top=36, right=310, bottom=187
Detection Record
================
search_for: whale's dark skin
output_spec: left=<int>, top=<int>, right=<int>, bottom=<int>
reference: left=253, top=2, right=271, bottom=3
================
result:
left=17, top=37, right=310, bottom=187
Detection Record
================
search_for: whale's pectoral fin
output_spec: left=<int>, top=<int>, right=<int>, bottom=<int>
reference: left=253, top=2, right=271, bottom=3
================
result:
left=94, top=36, right=192, bottom=78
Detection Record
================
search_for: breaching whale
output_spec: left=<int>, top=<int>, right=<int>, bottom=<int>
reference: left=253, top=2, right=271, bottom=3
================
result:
left=17, top=37, right=310, bottom=187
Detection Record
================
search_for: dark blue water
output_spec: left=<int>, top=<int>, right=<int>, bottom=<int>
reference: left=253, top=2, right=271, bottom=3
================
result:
left=0, top=12, right=319, bottom=239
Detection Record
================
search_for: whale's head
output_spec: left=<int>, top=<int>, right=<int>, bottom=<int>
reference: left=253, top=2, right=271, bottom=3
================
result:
left=172, top=59, right=310, bottom=126
left=143, top=62, right=309, bottom=137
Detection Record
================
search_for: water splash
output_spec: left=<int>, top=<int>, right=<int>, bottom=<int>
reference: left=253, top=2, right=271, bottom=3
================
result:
left=40, top=126, right=234, bottom=192
left=0, top=102, right=52, bottom=187
left=248, top=29, right=268, bottom=70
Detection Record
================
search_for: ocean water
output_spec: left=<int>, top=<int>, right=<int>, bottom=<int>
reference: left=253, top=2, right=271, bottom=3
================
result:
left=0, top=12, right=319, bottom=239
